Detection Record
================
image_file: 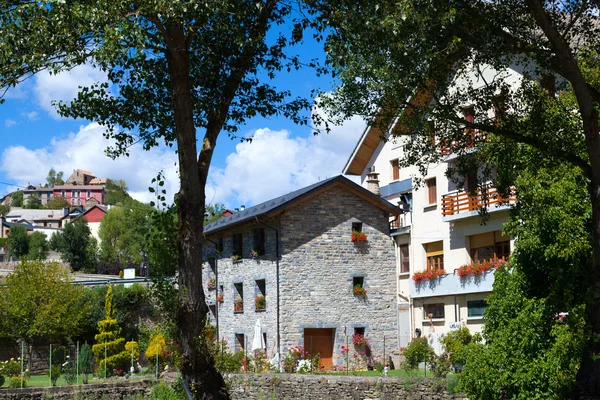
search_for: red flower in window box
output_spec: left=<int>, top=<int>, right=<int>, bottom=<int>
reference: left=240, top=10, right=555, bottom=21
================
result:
left=216, top=292, right=224, bottom=304
left=352, top=231, right=368, bottom=242
left=352, top=334, right=369, bottom=346
left=457, top=259, right=509, bottom=279
left=353, top=285, right=367, bottom=296
left=412, top=268, right=446, bottom=283
left=234, top=299, right=244, bottom=312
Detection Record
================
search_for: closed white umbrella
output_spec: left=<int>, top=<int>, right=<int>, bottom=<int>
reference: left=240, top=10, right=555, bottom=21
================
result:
left=251, top=319, right=266, bottom=352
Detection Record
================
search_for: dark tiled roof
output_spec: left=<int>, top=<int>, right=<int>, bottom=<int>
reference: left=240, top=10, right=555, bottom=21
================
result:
left=204, top=175, right=399, bottom=235
left=1, top=220, right=34, bottom=231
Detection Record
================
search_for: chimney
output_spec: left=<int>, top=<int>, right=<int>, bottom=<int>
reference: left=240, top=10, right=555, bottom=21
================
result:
left=240, top=205, right=245, bottom=211
left=234, top=208, right=239, bottom=213
left=366, top=171, right=380, bottom=196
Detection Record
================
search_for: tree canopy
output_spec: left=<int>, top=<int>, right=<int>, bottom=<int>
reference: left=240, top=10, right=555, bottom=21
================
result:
left=0, top=2, right=320, bottom=395
left=318, top=1, right=600, bottom=396
left=7, top=224, right=29, bottom=258
left=46, top=168, right=65, bottom=187
left=55, top=218, right=97, bottom=272
left=10, top=191, right=23, bottom=207
left=46, top=196, right=69, bottom=210
left=0, top=260, right=89, bottom=342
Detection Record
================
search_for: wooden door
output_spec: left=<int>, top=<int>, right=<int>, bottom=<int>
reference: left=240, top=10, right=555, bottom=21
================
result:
left=304, top=328, right=335, bottom=370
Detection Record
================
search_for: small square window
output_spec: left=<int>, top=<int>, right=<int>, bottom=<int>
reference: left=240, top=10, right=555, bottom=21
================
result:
left=468, top=300, right=486, bottom=318
left=423, top=303, right=445, bottom=320
left=354, top=327, right=365, bottom=336
left=353, top=276, right=364, bottom=288
left=352, top=222, right=363, bottom=232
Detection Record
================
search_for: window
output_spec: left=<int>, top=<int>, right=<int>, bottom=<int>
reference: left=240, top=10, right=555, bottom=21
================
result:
left=217, top=237, right=224, bottom=254
left=426, top=178, right=437, bottom=205
left=353, top=276, right=364, bottom=288
left=235, top=333, right=245, bottom=353
left=253, top=228, right=265, bottom=256
left=468, top=300, right=486, bottom=318
left=465, top=172, right=478, bottom=193
left=352, top=222, right=363, bottom=232
left=255, top=279, right=266, bottom=312
left=425, top=241, right=444, bottom=271
left=424, top=303, right=445, bottom=320
left=61, top=190, right=65, bottom=197
left=232, top=233, right=243, bottom=258
left=399, top=244, right=410, bottom=273
left=354, top=327, right=365, bottom=336
left=390, top=159, right=400, bottom=181
left=87, top=190, right=91, bottom=198
left=463, top=106, right=475, bottom=124
left=470, top=231, right=511, bottom=263
left=234, top=283, right=243, bottom=313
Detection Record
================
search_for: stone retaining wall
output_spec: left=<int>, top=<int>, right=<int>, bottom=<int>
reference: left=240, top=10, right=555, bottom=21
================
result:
left=0, top=381, right=151, bottom=400
left=226, top=374, right=466, bottom=400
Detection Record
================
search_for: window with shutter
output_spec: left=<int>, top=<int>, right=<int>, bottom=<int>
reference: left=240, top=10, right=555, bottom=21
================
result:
left=399, top=244, right=410, bottom=273
left=426, top=178, right=437, bottom=205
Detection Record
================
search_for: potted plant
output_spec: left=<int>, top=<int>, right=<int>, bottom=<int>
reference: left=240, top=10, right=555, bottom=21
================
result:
left=353, top=284, right=367, bottom=296
left=234, top=299, right=244, bottom=312
left=352, top=231, right=368, bottom=242
left=231, top=252, right=242, bottom=262
left=352, top=333, right=369, bottom=347
left=207, top=278, right=216, bottom=290
left=251, top=245, right=264, bottom=259
left=216, top=292, right=224, bottom=304
left=255, top=295, right=266, bottom=311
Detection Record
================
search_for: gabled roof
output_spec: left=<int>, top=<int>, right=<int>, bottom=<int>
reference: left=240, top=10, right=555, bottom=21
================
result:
left=2, top=220, right=34, bottom=231
left=5, top=208, right=66, bottom=221
left=81, top=205, right=108, bottom=216
left=204, top=175, right=400, bottom=235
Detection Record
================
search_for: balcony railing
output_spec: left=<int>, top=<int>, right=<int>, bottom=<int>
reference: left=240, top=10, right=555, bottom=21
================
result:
left=440, top=130, right=487, bottom=157
left=409, top=270, right=495, bottom=298
left=441, top=184, right=516, bottom=217
left=390, top=211, right=412, bottom=232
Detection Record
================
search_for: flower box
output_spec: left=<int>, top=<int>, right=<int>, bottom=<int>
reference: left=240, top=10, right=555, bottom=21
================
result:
left=234, top=299, right=243, bottom=313
left=216, top=293, right=224, bottom=304
left=353, top=285, right=367, bottom=296
left=352, top=231, right=368, bottom=242
left=251, top=245, right=264, bottom=259
left=352, top=333, right=369, bottom=346
left=457, top=259, right=508, bottom=279
left=207, top=278, right=216, bottom=290
left=412, top=268, right=446, bottom=284
left=255, top=295, right=266, bottom=311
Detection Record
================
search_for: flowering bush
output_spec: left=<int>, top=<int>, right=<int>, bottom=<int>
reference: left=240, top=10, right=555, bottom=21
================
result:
left=352, top=231, right=368, bottom=242
left=412, top=268, right=446, bottom=283
left=0, top=358, right=28, bottom=388
left=456, top=259, right=508, bottom=279
left=255, top=295, right=266, bottom=311
left=207, top=278, right=216, bottom=289
left=353, top=285, right=367, bottom=296
left=352, top=334, right=369, bottom=346
left=283, top=345, right=309, bottom=373
left=234, top=299, right=244, bottom=312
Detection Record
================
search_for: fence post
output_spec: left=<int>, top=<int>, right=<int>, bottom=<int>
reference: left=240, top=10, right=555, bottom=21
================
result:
left=383, top=335, right=385, bottom=373
left=76, top=341, right=79, bottom=385
left=49, top=344, right=52, bottom=387
left=346, top=335, right=349, bottom=375
left=20, top=340, right=24, bottom=389
left=104, top=339, right=107, bottom=381
left=131, top=339, right=134, bottom=374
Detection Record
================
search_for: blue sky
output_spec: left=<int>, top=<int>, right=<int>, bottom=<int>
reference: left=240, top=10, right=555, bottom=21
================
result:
left=0, top=26, right=365, bottom=209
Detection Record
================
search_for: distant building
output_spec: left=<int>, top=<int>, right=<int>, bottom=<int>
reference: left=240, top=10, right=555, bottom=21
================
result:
left=53, top=185, right=104, bottom=207
left=23, top=185, right=54, bottom=206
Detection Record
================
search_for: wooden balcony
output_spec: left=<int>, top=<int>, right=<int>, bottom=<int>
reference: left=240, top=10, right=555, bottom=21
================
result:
left=440, top=130, right=487, bottom=157
left=441, top=184, right=516, bottom=217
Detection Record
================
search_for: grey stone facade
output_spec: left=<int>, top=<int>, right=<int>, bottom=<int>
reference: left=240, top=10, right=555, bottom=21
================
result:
left=203, top=183, right=399, bottom=369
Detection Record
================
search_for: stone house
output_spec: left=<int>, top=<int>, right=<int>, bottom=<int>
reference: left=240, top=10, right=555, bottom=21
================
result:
left=202, top=175, right=400, bottom=370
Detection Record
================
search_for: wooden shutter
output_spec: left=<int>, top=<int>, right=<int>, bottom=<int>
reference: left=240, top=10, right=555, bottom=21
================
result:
left=400, top=244, right=410, bottom=273
left=427, top=178, right=437, bottom=204
left=391, top=159, right=400, bottom=181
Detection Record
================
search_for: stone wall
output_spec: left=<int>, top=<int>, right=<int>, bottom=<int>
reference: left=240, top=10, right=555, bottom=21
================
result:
left=0, top=381, right=151, bottom=400
left=279, top=185, right=398, bottom=365
left=226, top=374, right=465, bottom=400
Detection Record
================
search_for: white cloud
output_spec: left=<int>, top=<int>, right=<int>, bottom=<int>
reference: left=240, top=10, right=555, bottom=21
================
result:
left=5, top=119, right=16, bottom=127
left=34, top=64, right=108, bottom=119
left=206, top=115, right=365, bottom=208
left=0, top=123, right=179, bottom=204
left=21, top=111, right=39, bottom=121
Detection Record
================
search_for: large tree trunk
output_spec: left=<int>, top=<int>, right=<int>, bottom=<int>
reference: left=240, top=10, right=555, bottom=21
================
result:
left=166, top=30, right=229, bottom=400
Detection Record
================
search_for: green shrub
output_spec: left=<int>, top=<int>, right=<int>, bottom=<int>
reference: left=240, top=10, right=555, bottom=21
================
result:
left=427, top=352, right=451, bottom=378
left=401, top=337, right=434, bottom=370
left=49, top=365, right=61, bottom=386
left=150, top=383, right=182, bottom=400
left=439, top=326, right=473, bottom=366
left=78, top=344, right=94, bottom=384
left=0, top=375, right=4, bottom=387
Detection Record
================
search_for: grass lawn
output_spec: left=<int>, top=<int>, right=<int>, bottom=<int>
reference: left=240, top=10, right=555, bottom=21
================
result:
left=1, top=373, right=153, bottom=388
